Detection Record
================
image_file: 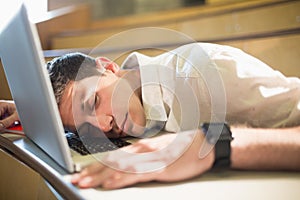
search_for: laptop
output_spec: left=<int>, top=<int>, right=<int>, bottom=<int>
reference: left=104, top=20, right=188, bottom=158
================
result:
left=0, top=3, right=130, bottom=173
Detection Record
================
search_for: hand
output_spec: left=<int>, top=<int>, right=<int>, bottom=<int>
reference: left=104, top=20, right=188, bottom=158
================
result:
left=71, top=130, right=215, bottom=189
left=0, top=100, right=19, bottom=132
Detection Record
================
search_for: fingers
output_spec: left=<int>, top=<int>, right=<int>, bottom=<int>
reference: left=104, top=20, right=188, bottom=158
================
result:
left=71, top=161, right=157, bottom=189
left=101, top=171, right=156, bottom=189
left=71, top=163, right=115, bottom=188
left=3, top=112, right=18, bottom=126
left=0, top=102, right=19, bottom=132
left=0, top=112, right=19, bottom=132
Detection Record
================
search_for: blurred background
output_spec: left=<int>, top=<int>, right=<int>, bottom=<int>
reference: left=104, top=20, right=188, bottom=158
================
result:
left=49, top=0, right=205, bottom=20
left=1, top=0, right=300, bottom=99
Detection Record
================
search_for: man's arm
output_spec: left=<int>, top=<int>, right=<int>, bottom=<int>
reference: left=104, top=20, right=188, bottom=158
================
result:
left=71, top=126, right=300, bottom=189
left=231, top=126, right=300, bottom=171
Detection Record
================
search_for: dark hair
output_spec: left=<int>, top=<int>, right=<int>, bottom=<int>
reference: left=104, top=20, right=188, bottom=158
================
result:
left=46, top=52, right=100, bottom=106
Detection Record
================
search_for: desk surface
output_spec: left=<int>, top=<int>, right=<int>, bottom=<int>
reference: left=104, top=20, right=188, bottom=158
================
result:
left=0, top=133, right=299, bottom=200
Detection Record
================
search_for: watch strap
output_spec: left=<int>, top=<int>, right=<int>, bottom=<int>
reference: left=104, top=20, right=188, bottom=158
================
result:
left=213, top=137, right=232, bottom=169
left=201, top=123, right=233, bottom=169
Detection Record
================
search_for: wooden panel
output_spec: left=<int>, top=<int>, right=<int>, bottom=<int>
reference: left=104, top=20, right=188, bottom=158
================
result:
left=179, top=0, right=300, bottom=40
left=221, top=34, right=300, bottom=77
left=88, top=0, right=281, bottom=30
left=0, top=149, right=57, bottom=199
left=0, top=61, right=12, bottom=100
left=51, top=0, right=300, bottom=49
left=36, top=4, right=91, bottom=50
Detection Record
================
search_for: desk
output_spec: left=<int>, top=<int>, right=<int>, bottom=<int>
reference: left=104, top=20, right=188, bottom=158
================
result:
left=0, top=133, right=299, bottom=200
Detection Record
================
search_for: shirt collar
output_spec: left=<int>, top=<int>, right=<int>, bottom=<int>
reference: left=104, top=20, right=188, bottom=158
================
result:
left=121, top=52, right=168, bottom=122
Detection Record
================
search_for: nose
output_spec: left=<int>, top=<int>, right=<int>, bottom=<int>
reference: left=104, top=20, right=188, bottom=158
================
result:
left=86, top=114, right=114, bottom=133
left=97, top=115, right=114, bottom=132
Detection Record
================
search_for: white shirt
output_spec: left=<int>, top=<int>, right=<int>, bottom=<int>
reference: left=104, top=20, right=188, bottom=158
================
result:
left=121, top=43, right=300, bottom=132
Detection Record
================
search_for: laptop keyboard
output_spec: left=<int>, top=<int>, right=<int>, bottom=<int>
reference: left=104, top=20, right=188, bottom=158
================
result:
left=65, top=132, right=131, bottom=155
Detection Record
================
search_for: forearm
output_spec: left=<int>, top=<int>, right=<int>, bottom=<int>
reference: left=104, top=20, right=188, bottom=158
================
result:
left=230, top=126, right=300, bottom=171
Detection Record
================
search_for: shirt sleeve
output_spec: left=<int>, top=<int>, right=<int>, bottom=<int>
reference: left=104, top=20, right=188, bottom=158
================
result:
left=208, top=44, right=300, bottom=128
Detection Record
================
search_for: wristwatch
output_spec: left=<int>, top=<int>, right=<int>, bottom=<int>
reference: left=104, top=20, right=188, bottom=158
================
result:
left=201, top=122, right=233, bottom=169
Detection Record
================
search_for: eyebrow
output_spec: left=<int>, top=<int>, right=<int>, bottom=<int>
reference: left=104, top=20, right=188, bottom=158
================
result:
left=79, top=87, right=86, bottom=114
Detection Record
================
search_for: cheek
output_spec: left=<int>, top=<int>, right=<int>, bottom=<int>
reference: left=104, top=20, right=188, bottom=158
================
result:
left=107, top=80, right=137, bottom=125
left=95, top=91, right=115, bottom=121
left=59, top=108, right=76, bottom=130
left=69, top=107, right=84, bottom=128
left=109, top=94, right=130, bottom=127
left=97, top=100, right=112, bottom=115
left=128, top=94, right=145, bottom=125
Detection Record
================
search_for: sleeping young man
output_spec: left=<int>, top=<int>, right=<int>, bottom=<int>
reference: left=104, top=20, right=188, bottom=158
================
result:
left=1, top=42, right=300, bottom=189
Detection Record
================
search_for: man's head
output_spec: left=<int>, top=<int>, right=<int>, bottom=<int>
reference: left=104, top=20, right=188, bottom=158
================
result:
left=47, top=52, right=99, bottom=106
left=47, top=52, right=146, bottom=138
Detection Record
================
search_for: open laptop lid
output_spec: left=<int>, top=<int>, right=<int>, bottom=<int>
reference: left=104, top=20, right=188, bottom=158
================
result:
left=0, top=3, right=74, bottom=172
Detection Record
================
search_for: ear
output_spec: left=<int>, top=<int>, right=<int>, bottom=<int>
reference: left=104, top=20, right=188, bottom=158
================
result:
left=95, top=57, right=120, bottom=73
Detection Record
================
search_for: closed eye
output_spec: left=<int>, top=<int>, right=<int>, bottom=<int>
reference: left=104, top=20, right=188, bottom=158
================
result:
left=93, top=95, right=99, bottom=110
left=88, top=94, right=99, bottom=112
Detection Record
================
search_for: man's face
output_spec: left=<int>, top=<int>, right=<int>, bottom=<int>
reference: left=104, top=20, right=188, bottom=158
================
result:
left=59, top=58, right=146, bottom=138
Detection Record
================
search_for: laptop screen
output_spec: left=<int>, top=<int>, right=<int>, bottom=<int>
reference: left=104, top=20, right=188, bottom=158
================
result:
left=0, top=3, right=74, bottom=172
